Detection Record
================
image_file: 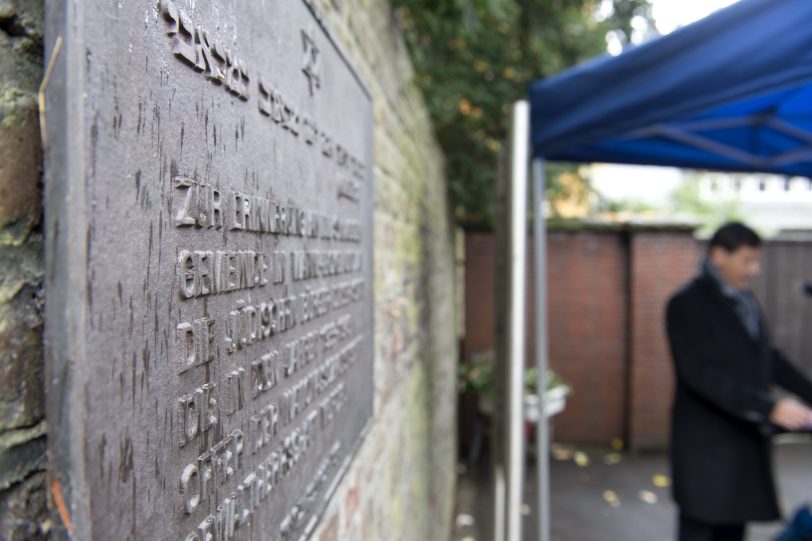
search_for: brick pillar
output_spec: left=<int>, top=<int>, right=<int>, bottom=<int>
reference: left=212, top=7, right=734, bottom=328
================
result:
left=544, top=229, right=628, bottom=445
left=0, top=1, right=48, bottom=539
left=463, top=226, right=632, bottom=447
left=627, top=227, right=699, bottom=451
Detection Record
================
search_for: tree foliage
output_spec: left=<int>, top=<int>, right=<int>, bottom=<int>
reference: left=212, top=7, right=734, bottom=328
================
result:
left=669, top=174, right=743, bottom=236
left=392, top=0, right=654, bottom=225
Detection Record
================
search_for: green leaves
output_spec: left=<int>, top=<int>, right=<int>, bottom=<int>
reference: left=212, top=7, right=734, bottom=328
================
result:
left=393, top=0, right=654, bottom=225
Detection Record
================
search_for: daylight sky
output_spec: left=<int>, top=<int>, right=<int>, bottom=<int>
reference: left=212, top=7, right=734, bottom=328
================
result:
left=593, top=0, right=741, bottom=204
left=652, top=0, right=740, bottom=35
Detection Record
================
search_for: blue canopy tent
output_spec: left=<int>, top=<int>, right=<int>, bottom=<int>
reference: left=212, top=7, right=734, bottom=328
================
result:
left=495, top=1, right=812, bottom=540
left=530, top=0, right=812, bottom=174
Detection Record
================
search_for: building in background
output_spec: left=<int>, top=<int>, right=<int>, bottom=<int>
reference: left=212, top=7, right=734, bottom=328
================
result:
left=699, top=173, right=812, bottom=235
left=590, top=164, right=812, bottom=235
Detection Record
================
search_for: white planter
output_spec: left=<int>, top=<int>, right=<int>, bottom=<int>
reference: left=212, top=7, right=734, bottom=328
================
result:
left=476, top=386, right=569, bottom=422
left=524, top=386, right=569, bottom=423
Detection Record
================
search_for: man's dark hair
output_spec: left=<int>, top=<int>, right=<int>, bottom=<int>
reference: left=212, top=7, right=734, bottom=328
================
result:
left=708, top=222, right=762, bottom=253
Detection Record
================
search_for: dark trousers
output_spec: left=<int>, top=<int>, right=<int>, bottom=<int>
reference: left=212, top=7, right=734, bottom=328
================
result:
left=678, top=514, right=745, bottom=541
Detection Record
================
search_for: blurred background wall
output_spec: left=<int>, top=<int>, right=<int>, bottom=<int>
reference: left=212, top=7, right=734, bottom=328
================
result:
left=462, top=222, right=812, bottom=452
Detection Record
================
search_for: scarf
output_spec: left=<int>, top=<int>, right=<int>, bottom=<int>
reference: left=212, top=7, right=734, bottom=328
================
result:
left=701, top=258, right=761, bottom=339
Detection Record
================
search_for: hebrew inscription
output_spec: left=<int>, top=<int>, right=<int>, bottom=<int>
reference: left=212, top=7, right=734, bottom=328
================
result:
left=45, top=1, right=373, bottom=540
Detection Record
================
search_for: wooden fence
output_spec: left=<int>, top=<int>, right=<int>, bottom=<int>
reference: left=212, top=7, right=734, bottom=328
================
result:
left=752, top=238, right=812, bottom=377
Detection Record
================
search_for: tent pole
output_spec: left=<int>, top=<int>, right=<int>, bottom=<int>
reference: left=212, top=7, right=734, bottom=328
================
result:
left=506, top=100, right=529, bottom=541
left=532, top=157, right=550, bottom=541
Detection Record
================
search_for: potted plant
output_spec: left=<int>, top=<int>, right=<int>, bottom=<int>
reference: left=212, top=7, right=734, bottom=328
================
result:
left=458, top=351, right=571, bottom=421
left=523, top=367, right=571, bottom=423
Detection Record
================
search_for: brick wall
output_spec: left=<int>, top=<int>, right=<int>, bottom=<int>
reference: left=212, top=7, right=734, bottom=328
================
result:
left=308, top=0, right=458, bottom=539
left=0, top=1, right=48, bottom=539
left=462, top=224, right=699, bottom=451
left=464, top=228, right=629, bottom=445
left=628, top=231, right=699, bottom=450
left=544, top=231, right=628, bottom=445
left=463, top=232, right=495, bottom=364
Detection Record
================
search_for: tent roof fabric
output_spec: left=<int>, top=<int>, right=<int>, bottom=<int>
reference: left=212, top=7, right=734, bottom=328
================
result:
left=529, top=0, right=812, bottom=176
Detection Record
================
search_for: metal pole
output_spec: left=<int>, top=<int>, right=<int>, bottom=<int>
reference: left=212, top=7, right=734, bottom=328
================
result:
left=506, top=100, right=529, bottom=541
left=533, top=157, right=550, bottom=541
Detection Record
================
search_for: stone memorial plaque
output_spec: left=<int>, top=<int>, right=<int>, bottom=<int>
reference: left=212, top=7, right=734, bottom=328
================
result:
left=44, top=1, right=373, bottom=539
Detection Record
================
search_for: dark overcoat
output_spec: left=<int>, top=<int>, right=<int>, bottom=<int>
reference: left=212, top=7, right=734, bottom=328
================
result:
left=666, top=274, right=812, bottom=524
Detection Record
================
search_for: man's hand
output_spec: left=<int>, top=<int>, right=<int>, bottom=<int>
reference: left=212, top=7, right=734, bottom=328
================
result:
left=770, top=398, right=812, bottom=431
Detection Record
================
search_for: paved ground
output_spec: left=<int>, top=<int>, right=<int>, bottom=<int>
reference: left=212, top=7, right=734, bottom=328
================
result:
left=452, top=436, right=812, bottom=541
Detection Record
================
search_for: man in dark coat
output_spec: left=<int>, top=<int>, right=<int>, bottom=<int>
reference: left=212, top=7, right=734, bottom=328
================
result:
left=666, top=222, right=812, bottom=541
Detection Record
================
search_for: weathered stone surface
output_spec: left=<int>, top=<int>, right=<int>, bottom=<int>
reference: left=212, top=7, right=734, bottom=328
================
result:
left=45, top=1, right=374, bottom=539
left=0, top=470, right=49, bottom=541
left=0, top=421, right=46, bottom=490
left=0, top=0, right=47, bottom=538
left=0, top=0, right=43, bottom=92
left=0, top=280, right=44, bottom=431
left=0, top=94, right=41, bottom=244
left=0, top=0, right=44, bottom=431
left=308, top=0, right=458, bottom=540
left=0, top=114, right=44, bottom=426
left=0, top=0, right=460, bottom=539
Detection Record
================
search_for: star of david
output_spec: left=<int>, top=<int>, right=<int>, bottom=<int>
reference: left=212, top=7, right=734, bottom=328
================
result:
left=301, top=27, right=321, bottom=95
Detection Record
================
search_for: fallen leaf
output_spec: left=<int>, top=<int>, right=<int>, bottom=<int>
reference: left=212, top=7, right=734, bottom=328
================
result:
left=611, top=438, right=624, bottom=451
left=574, top=451, right=590, bottom=467
left=51, top=478, right=73, bottom=535
left=456, top=513, right=475, bottom=528
left=603, top=489, right=621, bottom=508
left=638, top=490, right=658, bottom=504
left=603, top=452, right=623, bottom=465
left=551, top=444, right=574, bottom=461
left=652, top=474, right=671, bottom=488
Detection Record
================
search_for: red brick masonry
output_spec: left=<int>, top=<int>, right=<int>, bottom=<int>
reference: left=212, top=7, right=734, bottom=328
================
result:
left=463, top=224, right=699, bottom=451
